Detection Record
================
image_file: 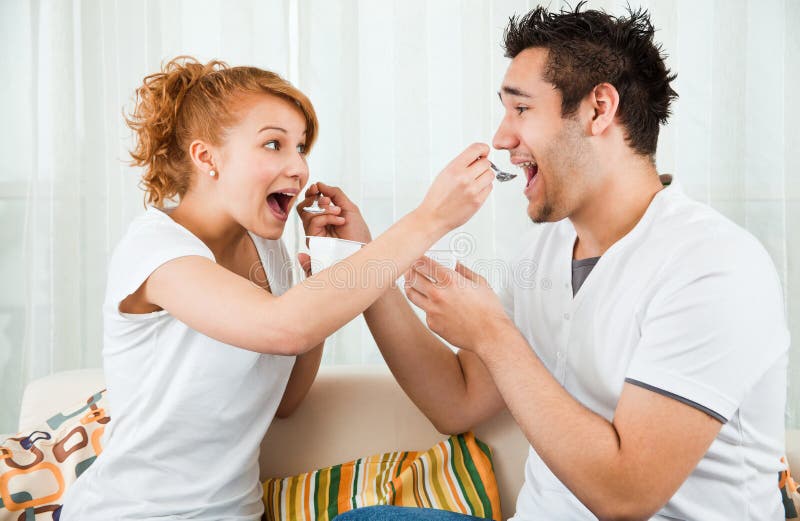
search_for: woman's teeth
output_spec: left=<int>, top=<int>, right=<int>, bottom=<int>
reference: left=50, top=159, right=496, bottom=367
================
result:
left=267, top=192, right=294, bottom=215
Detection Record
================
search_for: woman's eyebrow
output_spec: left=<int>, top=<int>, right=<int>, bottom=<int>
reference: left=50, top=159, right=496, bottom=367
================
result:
left=257, top=125, right=307, bottom=135
left=258, top=125, right=287, bottom=134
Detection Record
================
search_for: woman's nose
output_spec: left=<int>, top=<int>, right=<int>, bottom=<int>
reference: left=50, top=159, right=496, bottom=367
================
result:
left=286, top=154, right=309, bottom=180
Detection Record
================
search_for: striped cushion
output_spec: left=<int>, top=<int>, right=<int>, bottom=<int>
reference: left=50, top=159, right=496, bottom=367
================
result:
left=262, top=432, right=501, bottom=521
left=781, top=457, right=800, bottom=519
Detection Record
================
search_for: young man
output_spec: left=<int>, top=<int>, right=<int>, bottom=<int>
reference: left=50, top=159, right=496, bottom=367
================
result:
left=320, top=5, right=789, bottom=520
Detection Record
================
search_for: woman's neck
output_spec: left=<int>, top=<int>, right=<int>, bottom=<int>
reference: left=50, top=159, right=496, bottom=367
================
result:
left=167, top=192, right=248, bottom=263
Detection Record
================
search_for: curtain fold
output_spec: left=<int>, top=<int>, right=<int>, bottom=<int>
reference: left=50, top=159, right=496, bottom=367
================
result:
left=1, top=0, right=796, bottom=434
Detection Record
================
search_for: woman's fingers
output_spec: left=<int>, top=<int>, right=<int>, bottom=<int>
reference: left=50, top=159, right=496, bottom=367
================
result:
left=305, top=214, right=346, bottom=236
left=316, top=182, right=359, bottom=211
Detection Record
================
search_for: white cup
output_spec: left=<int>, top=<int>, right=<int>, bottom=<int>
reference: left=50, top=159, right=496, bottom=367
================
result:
left=396, top=235, right=460, bottom=288
left=424, top=233, right=460, bottom=270
left=307, top=236, right=364, bottom=275
left=423, top=250, right=458, bottom=270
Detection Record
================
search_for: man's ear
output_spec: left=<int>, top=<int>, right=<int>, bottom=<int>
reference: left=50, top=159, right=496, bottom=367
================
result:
left=188, top=139, right=216, bottom=174
left=588, top=82, right=620, bottom=137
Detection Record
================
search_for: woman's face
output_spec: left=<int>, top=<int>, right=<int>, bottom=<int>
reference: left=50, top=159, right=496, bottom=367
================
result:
left=214, top=93, right=310, bottom=239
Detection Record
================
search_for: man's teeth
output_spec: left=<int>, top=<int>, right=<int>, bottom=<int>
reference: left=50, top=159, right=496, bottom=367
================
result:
left=517, top=161, right=537, bottom=170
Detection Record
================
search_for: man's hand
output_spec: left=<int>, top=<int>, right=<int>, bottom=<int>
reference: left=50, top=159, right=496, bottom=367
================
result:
left=404, top=256, right=512, bottom=352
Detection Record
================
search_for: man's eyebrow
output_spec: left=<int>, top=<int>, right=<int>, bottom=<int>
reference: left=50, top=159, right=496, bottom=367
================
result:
left=498, top=86, right=534, bottom=100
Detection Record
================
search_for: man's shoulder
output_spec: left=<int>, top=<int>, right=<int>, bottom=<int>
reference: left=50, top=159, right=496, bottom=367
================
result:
left=646, top=189, right=779, bottom=290
left=653, top=189, right=768, bottom=263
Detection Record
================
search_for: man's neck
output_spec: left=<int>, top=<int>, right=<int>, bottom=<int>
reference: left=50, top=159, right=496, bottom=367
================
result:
left=570, top=160, right=664, bottom=260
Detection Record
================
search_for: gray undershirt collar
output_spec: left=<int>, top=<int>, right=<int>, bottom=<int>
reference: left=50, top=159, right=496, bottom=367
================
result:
left=572, top=256, right=600, bottom=296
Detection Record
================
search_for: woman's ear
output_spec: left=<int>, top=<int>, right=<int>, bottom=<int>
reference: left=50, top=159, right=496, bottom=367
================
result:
left=188, top=139, right=216, bottom=175
left=589, top=82, right=620, bottom=136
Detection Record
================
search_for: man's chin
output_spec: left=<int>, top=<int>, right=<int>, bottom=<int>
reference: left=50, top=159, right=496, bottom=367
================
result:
left=527, top=202, right=555, bottom=224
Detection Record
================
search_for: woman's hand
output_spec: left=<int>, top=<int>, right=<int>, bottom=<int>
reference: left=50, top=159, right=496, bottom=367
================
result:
left=297, top=253, right=313, bottom=278
left=297, top=182, right=373, bottom=244
left=415, top=143, right=494, bottom=234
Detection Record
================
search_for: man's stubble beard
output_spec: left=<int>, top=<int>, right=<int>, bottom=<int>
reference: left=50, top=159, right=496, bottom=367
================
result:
left=529, top=118, right=591, bottom=224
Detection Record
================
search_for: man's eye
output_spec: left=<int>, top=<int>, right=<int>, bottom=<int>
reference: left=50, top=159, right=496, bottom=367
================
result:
left=264, top=141, right=279, bottom=150
left=297, top=144, right=307, bottom=154
left=515, top=106, right=528, bottom=115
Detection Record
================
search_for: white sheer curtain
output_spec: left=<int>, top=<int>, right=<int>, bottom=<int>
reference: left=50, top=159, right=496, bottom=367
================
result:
left=1, top=0, right=797, bottom=435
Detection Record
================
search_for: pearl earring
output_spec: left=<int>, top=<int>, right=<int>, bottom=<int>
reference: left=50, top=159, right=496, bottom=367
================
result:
left=209, top=170, right=216, bottom=177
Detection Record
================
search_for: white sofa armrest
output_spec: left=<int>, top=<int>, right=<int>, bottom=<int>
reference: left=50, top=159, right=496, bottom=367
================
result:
left=18, top=368, right=107, bottom=432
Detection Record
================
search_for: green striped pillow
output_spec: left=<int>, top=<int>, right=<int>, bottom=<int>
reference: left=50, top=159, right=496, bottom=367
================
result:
left=262, top=432, right=501, bottom=521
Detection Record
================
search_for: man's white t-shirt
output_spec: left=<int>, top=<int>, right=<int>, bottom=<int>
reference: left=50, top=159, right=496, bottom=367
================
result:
left=503, top=184, right=789, bottom=520
left=61, top=208, right=296, bottom=520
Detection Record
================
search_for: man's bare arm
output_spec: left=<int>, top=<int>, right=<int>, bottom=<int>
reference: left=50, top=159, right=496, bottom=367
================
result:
left=364, top=287, right=505, bottom=434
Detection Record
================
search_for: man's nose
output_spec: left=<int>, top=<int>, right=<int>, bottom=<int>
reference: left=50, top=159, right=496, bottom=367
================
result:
left=492, top=115, right=518, bottom=151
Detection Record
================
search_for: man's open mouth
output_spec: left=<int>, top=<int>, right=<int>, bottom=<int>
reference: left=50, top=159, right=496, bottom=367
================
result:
left=518, top=160, right=539, bottom=188
left=266, top=190, right=296, bottom=220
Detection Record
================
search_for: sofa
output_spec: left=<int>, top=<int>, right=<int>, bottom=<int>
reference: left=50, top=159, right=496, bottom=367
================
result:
left=17, top=365, right=800, bottom=518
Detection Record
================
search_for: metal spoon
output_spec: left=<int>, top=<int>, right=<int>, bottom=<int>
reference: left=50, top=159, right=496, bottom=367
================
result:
left=490, top=162, right=517, bottom=182
left=305, top=162, right=514, bottom=215
left=303, top=193, right=326, bottom=214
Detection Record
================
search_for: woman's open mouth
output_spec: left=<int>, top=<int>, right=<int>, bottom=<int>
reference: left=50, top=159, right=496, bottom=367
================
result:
left=266, top=190, right=297, bottom=221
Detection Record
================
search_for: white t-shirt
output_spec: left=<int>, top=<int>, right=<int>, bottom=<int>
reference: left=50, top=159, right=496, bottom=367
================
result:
left=61, top=208, right=296, bottom=520
left=503, top=184, right=789, bottom=520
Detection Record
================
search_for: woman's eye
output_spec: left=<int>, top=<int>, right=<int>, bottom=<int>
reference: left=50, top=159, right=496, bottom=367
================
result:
left=297, top=144, right=307, bottom=154
left=515, top=106, right=528, bottom=115
left=264, top=140, right=280, bottom=151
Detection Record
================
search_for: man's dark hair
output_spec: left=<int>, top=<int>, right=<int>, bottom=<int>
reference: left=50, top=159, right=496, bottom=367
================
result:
left=503, top=2, right=678, bottom=158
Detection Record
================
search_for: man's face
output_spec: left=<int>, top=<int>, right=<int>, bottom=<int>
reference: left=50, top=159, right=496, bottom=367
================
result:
left=493, top=47, right=595, bottom=223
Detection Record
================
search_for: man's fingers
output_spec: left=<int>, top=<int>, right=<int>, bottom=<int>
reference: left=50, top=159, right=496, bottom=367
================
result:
left=404, top=266, right=437, bottom=298
left=412, top=255, right=454, bottom=285
left=404, top=284, right=429, bottom=310
left=454, top=261, right=482, bottom=283
left=411, top=256, right=436, bottom=280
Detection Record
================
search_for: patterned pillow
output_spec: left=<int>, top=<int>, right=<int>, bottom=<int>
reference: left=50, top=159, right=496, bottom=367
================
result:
left=262, top=432, right=501, bottom=521
left=782, top=456, right=800, bottom=519
left=0, top=390, right=108, bottom=520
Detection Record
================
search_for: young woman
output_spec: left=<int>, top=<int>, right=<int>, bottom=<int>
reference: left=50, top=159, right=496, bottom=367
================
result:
left=59, top=56, right=493, bottom=520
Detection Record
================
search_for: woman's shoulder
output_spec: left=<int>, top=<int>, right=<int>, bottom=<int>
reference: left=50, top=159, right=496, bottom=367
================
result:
left=103, top=208, right=217, bottom=316
left=115, top=208, right=214, bottom=260
left=107, top=209, right=215, bottom=286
